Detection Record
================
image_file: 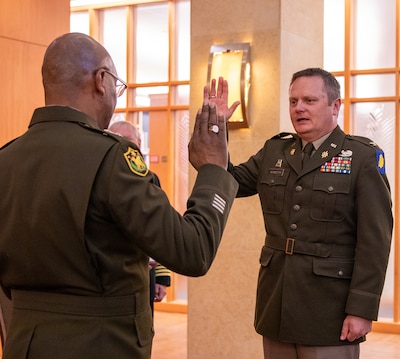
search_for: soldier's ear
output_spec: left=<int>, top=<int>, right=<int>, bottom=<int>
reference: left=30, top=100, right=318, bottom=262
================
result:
left=332, top=98, right=341, bottom=117
left=94, top=69, right=106, bottom=96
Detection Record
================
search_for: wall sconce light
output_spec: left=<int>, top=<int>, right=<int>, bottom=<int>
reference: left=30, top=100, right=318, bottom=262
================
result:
left=207, top=42, right=251, bottom=129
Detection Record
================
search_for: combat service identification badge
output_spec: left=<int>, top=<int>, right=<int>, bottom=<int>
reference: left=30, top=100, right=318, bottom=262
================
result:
left=123, top=147, right=148, bottom=176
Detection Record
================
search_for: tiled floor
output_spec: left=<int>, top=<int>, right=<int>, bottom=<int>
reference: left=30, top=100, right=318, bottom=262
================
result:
left=361, top=331, right=400, bottom=359
left=152, top=311, right=400, bottom=359
left=152, top=311, right=187, bottom=358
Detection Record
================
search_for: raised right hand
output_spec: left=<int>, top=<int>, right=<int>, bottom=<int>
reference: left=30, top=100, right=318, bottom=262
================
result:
left=188, top=101, right=228, bottom=171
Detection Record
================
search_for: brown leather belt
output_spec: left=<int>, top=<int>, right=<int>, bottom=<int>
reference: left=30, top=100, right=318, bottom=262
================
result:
left=265, top=235, right=355, bottom=258
left=11, top=290, right=148, bottom=316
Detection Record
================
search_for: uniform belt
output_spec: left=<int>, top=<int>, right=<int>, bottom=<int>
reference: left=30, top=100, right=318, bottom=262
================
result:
left=265, top=235, right=355, bottom=258
left=11, top=290, right=148, bottom=316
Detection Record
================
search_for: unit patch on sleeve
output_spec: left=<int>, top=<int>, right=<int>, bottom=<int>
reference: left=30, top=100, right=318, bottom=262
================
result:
left=376, top=149, right=386, bottom=175
left=123, top=147, right=149, bottom=176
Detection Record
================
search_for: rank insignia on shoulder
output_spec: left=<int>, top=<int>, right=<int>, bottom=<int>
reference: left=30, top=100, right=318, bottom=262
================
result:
left=376, top=149, right=386, bottom=174
left=272, top=132, right=294, bottom=140
left=123, top=147, right=148, bottom=176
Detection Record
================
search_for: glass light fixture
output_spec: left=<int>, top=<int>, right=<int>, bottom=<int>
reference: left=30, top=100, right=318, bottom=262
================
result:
left=207, top=43, right=251, bottom=128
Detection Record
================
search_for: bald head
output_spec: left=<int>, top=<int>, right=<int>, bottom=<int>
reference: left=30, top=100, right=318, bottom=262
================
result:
left=108, top=121, right=142, bottom=148
left=43, top=33, right=110, bottom=95
left=42, top=33, right=118, bottom=129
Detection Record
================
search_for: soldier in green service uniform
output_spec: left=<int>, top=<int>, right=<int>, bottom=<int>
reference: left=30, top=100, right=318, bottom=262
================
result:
left=205, top=68, right=393, bottom=359
left=0, top=33, right=238, bottom=359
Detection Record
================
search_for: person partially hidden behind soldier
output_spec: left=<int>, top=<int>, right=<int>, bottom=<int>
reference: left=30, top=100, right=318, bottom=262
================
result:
left=0, top=32, right=238, bottom=359
left=203, top=69, right=393, bottom=359
left=108, top=120, right=171, bottom=314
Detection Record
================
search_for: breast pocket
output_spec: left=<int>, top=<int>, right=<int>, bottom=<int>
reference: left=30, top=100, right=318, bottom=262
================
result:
left=310, top=173, right=351, bottom=221
left=259, top=168, right=290, bottom=214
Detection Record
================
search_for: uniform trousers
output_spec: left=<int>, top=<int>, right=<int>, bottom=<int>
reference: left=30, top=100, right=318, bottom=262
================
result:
left=263, top=337, right=360, bottom=359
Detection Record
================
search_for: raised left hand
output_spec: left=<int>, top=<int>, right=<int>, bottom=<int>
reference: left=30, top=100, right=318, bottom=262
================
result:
left=204, top=77, right=241, bottom=121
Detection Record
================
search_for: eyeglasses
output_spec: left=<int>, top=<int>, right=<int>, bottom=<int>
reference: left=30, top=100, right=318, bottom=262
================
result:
left=104, top=70, right=128, bottom=97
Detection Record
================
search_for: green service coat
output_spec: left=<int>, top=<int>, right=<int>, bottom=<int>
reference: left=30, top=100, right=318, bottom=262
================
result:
left=229, top=126, right=393, bottom=346
left=0, top=106, right=238, bottom=359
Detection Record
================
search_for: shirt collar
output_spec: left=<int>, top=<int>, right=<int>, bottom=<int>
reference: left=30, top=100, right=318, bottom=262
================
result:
left=302, top=131, right=333, bottom=151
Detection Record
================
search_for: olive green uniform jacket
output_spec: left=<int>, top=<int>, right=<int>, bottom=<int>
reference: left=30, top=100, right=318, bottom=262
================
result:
left=228, top=126, right=392, bottom=346
left=0, top=106, right=238, bottom=359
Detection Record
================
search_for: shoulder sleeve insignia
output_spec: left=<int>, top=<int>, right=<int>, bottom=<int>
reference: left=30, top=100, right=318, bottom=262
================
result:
left=376, top=149, right=386, bottom=175
left=123, top=147, right=148, bottom=176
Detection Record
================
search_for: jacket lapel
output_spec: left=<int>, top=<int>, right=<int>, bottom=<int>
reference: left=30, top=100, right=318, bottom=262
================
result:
left=284, top=137, right=302, bottom=174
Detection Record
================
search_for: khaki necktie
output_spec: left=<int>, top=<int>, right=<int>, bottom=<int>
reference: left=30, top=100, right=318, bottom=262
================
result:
left=302, top=142, right=314, bottom=168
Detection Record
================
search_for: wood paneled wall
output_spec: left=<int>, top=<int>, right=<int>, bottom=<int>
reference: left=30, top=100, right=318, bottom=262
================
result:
left=0, top=0, right=70, bottom=146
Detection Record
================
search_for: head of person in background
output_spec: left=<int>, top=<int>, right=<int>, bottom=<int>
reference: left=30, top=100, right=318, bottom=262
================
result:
left=108, top=121, right=141, bottom=149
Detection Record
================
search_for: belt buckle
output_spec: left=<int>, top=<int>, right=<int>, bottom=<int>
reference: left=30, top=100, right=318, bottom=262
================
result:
left=285, top=238, right=295, bottom=255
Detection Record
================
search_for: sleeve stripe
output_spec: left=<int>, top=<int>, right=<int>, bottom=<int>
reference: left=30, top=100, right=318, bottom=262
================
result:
left=212, top=193, right=226, bottom=215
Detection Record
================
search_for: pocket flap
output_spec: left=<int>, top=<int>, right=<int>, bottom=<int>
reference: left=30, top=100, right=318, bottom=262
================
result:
left=259, top=246, right=274, bottom=267
left=134, top=309, right=154, bottom=347
left=313, top=258, right=354, bottom=279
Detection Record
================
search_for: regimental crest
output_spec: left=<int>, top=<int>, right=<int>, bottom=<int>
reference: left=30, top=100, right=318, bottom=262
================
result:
left=123, top=147, right=148, bottom=176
